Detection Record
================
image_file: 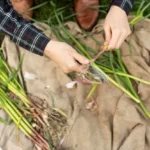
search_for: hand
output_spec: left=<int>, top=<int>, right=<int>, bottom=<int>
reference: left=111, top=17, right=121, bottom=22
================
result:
left=44, top=40, right=90, bottom=73
left=103, top=6, right=131, bottom=50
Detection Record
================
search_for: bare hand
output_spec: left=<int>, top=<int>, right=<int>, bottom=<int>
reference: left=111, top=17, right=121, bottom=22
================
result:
left=103, top=6, right=131, bottom=50
left=44, top=40, right=90, bottom=73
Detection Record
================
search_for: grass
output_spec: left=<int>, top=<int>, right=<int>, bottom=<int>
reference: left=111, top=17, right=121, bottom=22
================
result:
left=1, top=1, right=150, bottom=149
left=130, top=0, right=150, bottom=25
left=50, top=6, right=150, bottom=117
left=0, top=50, right=52, bottom=150
left=33, top=0, right=150, bottom=23
left=31, top=0, right=150, bottom=118
left=0, top=47, right=68, bottom=149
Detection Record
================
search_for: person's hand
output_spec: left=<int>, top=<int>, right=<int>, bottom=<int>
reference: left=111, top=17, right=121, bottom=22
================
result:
left=103, top=6, right=131, bottom=50
left=44, top=40, right=90, bottom=73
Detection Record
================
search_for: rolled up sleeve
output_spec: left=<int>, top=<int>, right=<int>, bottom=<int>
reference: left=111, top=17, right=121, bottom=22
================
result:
left=0, top=0, right=50, bottom=56
left=108, top=0, right=134, bottom=15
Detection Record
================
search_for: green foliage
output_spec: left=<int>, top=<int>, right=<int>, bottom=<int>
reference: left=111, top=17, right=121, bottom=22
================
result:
left=132, top=0, right=150, bottom=17
left=33, top=0, right=73, bottom=22
left=0, top=117, right=12, bottom=125
left=0, top=52, right=51, bottom=150
left=52, top=7, right=150, bottom=118
left=33, top=0, right=150, bottom=23
left=29, top=0, right=150, bottom=118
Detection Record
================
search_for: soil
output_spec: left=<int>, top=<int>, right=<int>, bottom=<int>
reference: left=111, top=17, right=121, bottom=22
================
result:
left=28, top=94, right=68, bottom=150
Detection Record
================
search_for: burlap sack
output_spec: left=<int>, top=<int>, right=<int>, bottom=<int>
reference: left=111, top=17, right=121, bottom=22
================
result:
left=1, top=18, right=150, bottom=150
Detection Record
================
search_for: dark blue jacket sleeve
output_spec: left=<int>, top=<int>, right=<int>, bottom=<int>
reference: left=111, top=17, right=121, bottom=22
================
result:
left=109, top=0, right=134, bottom=15
left=0, top=0, right=50, bottom=56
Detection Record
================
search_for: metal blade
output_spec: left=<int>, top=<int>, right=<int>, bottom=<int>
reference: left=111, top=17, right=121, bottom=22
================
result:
left=88, top=64, right=109, bottom=83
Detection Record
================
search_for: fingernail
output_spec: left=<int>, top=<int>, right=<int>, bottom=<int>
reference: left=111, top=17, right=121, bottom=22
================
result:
left=104, top=41, right=109, bottom=45
left=84, top=59, right=90, bottom=64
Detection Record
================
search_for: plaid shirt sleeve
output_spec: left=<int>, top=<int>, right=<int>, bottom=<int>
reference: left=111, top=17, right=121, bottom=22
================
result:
left=0, top=0, right=50, bottom=56
left=109, top=0, right=134, bottom=15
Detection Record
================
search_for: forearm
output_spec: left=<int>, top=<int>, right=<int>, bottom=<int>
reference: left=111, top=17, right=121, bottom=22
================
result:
left=0, top=0, right=50, bottom=55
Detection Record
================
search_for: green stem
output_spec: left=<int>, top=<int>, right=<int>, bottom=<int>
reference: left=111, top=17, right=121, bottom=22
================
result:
left=53, top=11, right=150, bottom=118
left=93, top=67, right=141, bottom=103
left=54, top=11, right=91, bottom=59
left=129, top=15, right=143, bottom=25
left=99, top=66, right=150, bottom=85
left=0, top=91, right=49, bottom=150
left=87, top=84, right=98, bottom=99
left=139, top=102, right=150, bottom=118
left=0, top=73, right=29, bottom=107
left=0, top=90, right=33, bottom=134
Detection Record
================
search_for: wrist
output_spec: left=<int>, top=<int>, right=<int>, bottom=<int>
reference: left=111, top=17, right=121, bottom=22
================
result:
left=110, top=5, right=126, bottom=15
left=44, top=40, right=57, bottom=57
left=110, top=4, right=129, bottom=15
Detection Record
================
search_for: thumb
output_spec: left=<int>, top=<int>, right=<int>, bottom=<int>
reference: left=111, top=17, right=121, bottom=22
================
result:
left=73, top=52, right=90, bottom=65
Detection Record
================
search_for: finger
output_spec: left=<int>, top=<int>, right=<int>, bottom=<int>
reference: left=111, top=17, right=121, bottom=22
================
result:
left=73, top=62, right=87, bottom=73
left=101, top=43, right=109, bottom=51
left=107, top=29, right=121, bottom=51
left=66, top=57, right=81, bottom=72
left=104, top=25, right=111, bottom=44
left=73, top=52, right=90, bottom=65
left=116, top=32, right=128, bottom=49
left=67, top=59, right=84, bottom=73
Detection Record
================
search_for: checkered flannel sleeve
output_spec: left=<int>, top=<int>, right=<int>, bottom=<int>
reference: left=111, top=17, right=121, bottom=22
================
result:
left=0, top=0, right=50, bottom=56
left=110, top=0, right=134, bottom=15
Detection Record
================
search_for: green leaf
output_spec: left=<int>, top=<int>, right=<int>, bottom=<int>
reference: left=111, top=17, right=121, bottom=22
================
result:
left=46, top=126, right=53, bottom=149
left=0, top=117, right=12, bottom=125
left=6, top=55, right=24, bottom=85
left=109, top=52, right=121, bottom=84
